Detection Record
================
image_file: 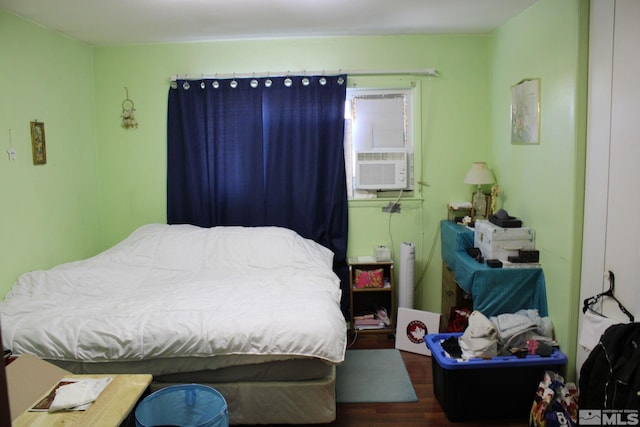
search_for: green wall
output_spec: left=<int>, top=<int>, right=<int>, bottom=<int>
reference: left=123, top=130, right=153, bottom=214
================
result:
left=490, top=0, right=589, bottom=378
left=0, top=10, right=102, bottom=297
left=1, top=1, right=588, bottom=380
left=91, top=35, right=494, bottom=313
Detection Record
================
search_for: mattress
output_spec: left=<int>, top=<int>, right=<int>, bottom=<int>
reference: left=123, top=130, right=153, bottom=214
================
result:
left=48, top=354, right=333, bottom=383
left=0, top=224, right=347, bottom=373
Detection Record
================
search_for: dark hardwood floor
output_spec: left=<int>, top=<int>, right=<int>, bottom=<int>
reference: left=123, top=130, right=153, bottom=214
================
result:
left=247, top=333, right=529, bottom=427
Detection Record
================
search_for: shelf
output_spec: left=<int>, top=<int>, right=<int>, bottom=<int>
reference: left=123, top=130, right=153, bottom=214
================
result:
left=352, top=285, right=392, bottom=292
left=353, top=326, right=394, bottom=334
left=348, top=259, right=395, bottom=335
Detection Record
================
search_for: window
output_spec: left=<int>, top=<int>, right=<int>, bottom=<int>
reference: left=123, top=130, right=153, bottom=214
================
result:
left=344, top=87, right=417, bottom=198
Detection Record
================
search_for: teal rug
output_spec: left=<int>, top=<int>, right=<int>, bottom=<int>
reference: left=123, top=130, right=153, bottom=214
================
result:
left=336, top=349, right=418, bottom=403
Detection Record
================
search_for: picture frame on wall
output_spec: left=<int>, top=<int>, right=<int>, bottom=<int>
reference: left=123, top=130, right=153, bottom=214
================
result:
left=511, top=78, right=540, bottom=145
left=30, top=121, right=46, bottom=165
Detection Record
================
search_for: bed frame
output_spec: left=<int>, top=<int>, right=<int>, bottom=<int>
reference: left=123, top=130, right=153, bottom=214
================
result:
left=151, top=369, right=337, bottom=425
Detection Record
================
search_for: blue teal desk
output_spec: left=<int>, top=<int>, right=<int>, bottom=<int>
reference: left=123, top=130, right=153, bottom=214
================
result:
left=440, top=220, right=548, bottom=317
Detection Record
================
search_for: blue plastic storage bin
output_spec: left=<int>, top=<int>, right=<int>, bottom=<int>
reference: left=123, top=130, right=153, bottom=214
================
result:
left=135, top=384, right=229, bottom=427
left=425, top=333, right=567, bottom=422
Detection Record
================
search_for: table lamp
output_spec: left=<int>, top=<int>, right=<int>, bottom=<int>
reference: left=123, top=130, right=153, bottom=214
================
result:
left=464, top=162, right=495, bottom=220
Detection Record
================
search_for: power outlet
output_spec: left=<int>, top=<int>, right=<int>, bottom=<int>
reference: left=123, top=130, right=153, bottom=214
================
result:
left=382, top=202, right=401, bottom=213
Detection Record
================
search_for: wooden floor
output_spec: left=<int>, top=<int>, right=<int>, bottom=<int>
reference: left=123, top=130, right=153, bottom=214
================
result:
left=299, top=333, right=527, bottom=427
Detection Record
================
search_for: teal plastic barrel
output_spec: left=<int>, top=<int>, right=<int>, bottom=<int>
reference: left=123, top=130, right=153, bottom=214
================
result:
left=135, top=384, right=228, bottom=427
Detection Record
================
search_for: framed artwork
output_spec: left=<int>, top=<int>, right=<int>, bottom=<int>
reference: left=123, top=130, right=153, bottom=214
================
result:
left=471, top=192, right=492, bottom=220
left=511, top=78, right=540, bottom=144
left=30, top=121, right=47, bottom=165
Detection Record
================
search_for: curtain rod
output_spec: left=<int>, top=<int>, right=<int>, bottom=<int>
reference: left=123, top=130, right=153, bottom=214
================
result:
left=170, top=68, right=438, bottom=81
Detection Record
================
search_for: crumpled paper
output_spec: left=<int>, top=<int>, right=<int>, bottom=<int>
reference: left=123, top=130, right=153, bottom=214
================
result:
left=49, top=377, right=112, bottom=412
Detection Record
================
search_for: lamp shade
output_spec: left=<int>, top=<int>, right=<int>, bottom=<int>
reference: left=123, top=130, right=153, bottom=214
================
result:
left=464, top=162, right=495, bottom=185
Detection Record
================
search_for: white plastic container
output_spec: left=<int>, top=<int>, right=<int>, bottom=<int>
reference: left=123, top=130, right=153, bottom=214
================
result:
left=474, top=220, right=535, bottom=261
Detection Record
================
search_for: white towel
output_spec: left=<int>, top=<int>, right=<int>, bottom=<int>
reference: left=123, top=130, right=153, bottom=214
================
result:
left=49, top=377, right=112, bottom=412
left=459, top=311, right=498, bottom=359
left=579, top=310, right=619, bottom=352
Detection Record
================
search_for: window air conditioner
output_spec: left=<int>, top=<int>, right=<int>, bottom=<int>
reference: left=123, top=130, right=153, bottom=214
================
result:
left=355, top=151, right=408, bottom=190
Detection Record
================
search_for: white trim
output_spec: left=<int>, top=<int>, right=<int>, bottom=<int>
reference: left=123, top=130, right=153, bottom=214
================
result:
left=578, top=0, right=615, bottom=377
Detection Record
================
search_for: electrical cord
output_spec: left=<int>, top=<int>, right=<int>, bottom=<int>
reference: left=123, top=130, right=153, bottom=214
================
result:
left=346, top=327, right=358, bottom=349
left=387, top=189, right=403, bottom=257
left=415, top=223, right=440, bottom=288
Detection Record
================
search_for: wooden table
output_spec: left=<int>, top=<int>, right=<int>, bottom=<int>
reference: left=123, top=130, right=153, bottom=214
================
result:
left=12, top=373, right=152, bottom=427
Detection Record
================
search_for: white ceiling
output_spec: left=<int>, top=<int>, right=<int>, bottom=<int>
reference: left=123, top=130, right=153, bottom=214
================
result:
left=0, top=0, right=538, bottom=46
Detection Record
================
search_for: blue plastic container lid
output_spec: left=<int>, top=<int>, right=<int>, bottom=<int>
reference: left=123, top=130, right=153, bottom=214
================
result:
left=425, top=332, right=567, bottom=370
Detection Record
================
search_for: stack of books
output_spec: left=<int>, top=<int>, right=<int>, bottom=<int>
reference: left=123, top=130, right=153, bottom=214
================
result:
left=353, top=314, right=385, bottom=330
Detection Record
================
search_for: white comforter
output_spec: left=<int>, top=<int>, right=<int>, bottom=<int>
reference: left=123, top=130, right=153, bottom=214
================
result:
left=0, top=224, right=346, bottom=365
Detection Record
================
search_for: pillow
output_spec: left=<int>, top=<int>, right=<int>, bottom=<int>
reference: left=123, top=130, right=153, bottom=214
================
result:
left=354, top=269, right=384, bottom=289
left=204, top=226, right=334, bottom=270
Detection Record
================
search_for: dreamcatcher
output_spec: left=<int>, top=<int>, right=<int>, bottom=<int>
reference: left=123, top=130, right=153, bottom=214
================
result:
left=121, top=87, right=138, bottom=129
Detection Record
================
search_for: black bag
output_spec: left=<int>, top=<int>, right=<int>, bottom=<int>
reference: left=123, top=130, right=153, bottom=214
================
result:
left=579, top=322, right=640, bottom=410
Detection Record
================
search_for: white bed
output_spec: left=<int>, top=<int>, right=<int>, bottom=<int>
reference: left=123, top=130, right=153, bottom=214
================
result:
left=0, top=224, right=347, bottom=424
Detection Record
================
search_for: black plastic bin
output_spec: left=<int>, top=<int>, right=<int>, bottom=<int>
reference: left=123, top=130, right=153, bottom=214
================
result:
left=425, top=333, right=567, bottom=422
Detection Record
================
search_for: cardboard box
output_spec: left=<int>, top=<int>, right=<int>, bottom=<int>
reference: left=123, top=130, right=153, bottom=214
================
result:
left=425, top=333, right=567, bottom=422
left=395, top=308, right=441, bottom=356
left=6, top=354, right=70, bottom=421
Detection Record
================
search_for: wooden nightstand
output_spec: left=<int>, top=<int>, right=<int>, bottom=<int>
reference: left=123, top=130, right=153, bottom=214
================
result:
left=348, top=259, right=395, bottom=335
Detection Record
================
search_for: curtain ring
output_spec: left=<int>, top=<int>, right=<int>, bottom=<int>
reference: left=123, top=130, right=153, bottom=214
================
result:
left=250, top=73, right=258, bottom=89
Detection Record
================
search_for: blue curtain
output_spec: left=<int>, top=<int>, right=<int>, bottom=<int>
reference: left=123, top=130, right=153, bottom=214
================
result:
left=167, top=75, right=349, bottom=314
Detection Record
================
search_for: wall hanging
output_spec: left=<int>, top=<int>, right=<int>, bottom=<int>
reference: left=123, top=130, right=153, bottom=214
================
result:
left=121, top=87, right=138, bottom=129
left=30, top=121, right=46, bottom=165
left=7, top=128, right=16, bottom=161
left=511, top=78, right=540, bottom=144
